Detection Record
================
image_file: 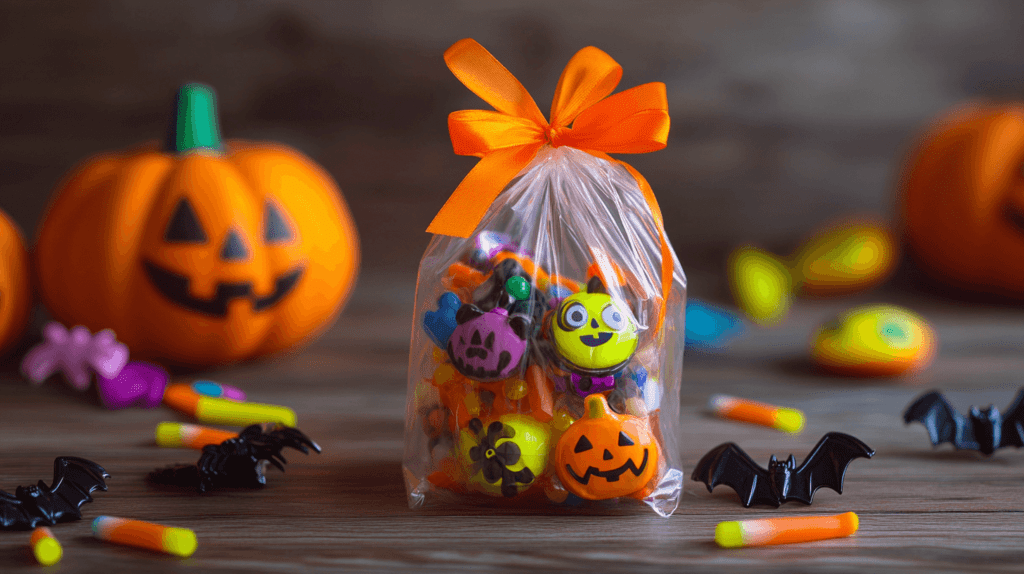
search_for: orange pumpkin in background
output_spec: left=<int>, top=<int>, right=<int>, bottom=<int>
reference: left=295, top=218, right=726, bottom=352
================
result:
left=0, top=210, right=31, bottom=354
left=900, top=102, right=1024, bottom=297
left=35, top=84, right=360, bottom=366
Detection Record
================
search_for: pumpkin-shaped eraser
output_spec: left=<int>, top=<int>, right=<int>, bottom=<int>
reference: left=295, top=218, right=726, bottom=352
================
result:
left=555, top=394, right=659, bottom=500
left=791, top=221, right=896, bottom=297
left=0, top=209, right=31, bottom=355
left=727, top=246, right=792, bottom=326
left=811, top=304, right=936, bottom=377
left=35, top=84, right=360, bottom=366
left=900, top=102, right=1024, bottom=298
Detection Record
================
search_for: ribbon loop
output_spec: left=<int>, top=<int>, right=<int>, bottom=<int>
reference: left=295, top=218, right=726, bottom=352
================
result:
left=444, top=39, right=547, bottom=128
left=448, top=110, right=546, bottom=157
left=430, top=38, right=675, bottom=332
left=549, top=46, right=623, bottom=129
left=564, top=83, right=670, bottom=153
left=430, top=39, right=672, bottom=239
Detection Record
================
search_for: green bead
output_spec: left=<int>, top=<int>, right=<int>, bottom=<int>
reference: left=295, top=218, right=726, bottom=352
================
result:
left=505, top=276, right=530, bottom=301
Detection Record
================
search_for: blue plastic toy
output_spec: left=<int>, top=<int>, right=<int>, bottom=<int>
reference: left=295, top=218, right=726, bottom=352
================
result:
left=685, top=299, right=745, bottom=351
left=423, top=292, right=461, bottom=348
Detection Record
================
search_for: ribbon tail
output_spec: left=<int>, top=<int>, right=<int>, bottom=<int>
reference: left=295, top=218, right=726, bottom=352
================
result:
left=586, top=152, right=674, bottom=335
left=426, top=143, right=544, bottom=238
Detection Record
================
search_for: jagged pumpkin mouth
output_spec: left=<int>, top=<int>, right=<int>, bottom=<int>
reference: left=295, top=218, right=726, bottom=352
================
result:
left=143, top=260, right=304, bottom=317
left=565, top=448, right=649, bottom=485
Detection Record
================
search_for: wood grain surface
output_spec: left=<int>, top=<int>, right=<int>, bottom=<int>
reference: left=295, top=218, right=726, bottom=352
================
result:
left=4, top=1, right=1024, bottom=572
left=0, top=274, right=1022, bottom=573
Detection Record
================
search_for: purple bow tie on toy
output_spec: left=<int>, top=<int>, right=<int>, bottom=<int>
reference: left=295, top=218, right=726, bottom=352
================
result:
left=568, top=372, right=616, bottom=397
left=22, top=322, right=129, bottom=390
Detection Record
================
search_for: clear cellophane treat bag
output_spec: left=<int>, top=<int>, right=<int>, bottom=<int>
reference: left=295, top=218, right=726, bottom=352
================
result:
left=403, top=39, right=686, bottom=516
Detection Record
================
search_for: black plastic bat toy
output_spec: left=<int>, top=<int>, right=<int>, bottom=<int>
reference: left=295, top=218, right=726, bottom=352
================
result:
left=903, top=388, right=1024, bottom=455
left=0, top=457, right=110, bottom=530
left=150, top=424, right=320, bottom=493
left=691, top=432, right=874, bottom=508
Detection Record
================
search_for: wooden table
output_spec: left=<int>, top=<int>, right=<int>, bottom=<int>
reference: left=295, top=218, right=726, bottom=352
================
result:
left=1, top=272, right=1023, bottom=573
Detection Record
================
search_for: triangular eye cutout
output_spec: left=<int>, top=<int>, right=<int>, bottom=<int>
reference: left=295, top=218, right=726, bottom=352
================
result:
left=264, top=200, right=294, bottom=243
left=164, top=198, right=207, bottom=243
left=617, top=431, right=634, bottom=447
left=574, top=435, right=593, bottom=453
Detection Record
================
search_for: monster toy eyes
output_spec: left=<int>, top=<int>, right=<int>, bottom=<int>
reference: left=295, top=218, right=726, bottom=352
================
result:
left=560, top=302, right=626, bottom=333
left=601, top=305, right=626, bottom=330
left=562, top=303, right=588, bottom=329
left=550, top=276, right=639, bottom=377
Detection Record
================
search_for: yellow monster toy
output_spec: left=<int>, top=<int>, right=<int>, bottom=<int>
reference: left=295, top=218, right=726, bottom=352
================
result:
left=550, top=277, right=638, bottom=397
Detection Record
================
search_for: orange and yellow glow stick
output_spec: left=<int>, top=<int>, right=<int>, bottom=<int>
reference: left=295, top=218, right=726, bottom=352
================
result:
left=716, top=512, right=859, bottom=548
left=30, top=527, right=62, bottom=565
left=163, top=383, right=296, bottom=427
left=155, top=422, right=237, bottom=449
left=709, top=394, right=805, bottom=433
left=92, top=516, right=197, bottom=557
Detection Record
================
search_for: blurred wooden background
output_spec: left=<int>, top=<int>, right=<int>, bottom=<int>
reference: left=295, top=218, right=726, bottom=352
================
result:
left=3, top=0, right=1024, bottom=295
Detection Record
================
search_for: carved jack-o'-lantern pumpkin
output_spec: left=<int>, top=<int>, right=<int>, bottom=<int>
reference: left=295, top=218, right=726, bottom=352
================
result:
left=35, top=84, right=359, bottom=365
left=0, top=209, right=31, bottom=354
left=900, top=102, right=1024, bottom=297
left=555, top=394, right=658, bottom=500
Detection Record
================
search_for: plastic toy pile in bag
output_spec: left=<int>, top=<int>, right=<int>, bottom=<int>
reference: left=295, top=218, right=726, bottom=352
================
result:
left=403, top=39, right=686, bottom=516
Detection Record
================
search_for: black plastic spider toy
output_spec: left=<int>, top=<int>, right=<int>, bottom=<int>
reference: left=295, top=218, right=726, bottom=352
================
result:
left=149, top=424, right=321, bottom=493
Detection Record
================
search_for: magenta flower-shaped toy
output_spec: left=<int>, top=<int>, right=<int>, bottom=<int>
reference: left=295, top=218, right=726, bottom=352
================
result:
left=21, top=322, right=129, bottom=390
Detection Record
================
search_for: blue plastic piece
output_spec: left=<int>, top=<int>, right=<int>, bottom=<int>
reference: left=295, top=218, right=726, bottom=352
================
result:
left=546, top=284, right=574, bottom=308
left=423, top=292, right=461, bottom=348
left=193, top=380, right=226, bottom=397
left=626, top=366, right=647, bottom=388
left=191, top=380, right=245, bottom=401
left=685, top=299, right=745, bottom=350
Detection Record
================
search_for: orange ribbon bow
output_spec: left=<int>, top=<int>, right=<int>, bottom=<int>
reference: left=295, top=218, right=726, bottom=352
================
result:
left=428, top=38, right=675, bottom=330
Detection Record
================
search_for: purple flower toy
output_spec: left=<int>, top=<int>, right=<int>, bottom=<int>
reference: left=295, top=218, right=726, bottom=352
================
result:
left=97, top=361, right=169, bottom=410
left=22, top=322, right=129, bottom=390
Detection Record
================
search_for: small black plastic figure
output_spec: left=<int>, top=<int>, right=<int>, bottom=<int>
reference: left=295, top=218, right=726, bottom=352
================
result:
left=0, top=457, right=110, bottom=530
left=150, top=424, right=320, bottom=493
left=904, top=388, right=1024, bottom=455
left=691, top=432, right=874, bottom=508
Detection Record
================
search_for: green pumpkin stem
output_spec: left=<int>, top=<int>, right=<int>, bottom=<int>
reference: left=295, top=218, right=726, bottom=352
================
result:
left=165, top=83, right=223, bottom=153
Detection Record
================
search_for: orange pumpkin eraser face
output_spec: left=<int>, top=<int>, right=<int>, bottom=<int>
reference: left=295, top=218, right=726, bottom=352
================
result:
left=555, top=394, right=659, bottom=500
